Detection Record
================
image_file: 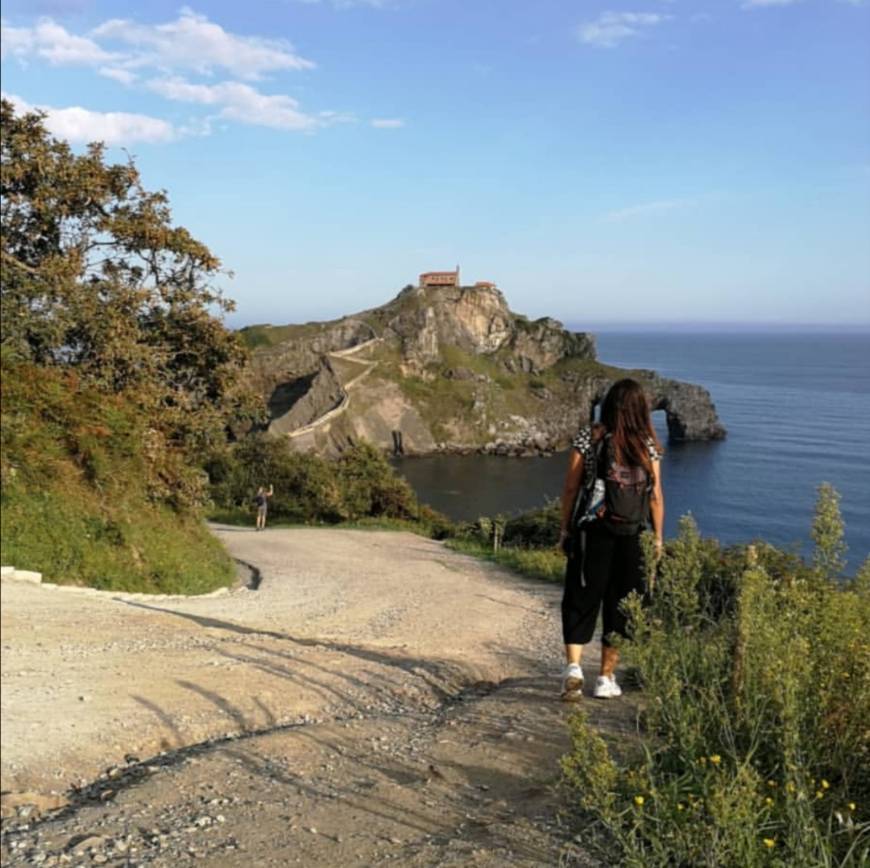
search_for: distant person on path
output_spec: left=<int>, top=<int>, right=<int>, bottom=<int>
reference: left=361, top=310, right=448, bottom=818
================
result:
left=254, top=485, right=273, bottom=531
left=557, top=379, right=664, bottom=701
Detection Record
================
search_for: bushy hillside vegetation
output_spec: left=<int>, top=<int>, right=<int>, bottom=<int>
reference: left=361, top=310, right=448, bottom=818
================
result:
left=206, top=436, right=453, bottom=536
left=0, top=99, right=255, bottom=592
left=1, top=354, right=234, bottom=592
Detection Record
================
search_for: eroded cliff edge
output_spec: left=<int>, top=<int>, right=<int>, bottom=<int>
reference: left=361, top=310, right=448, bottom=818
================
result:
left=241, top=284, right=726, bottom=456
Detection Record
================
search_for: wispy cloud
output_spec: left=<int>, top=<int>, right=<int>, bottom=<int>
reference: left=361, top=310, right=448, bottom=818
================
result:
left=2, top=91, right=176, bottom=145
left=2, top=9, right=390, bottom=137
left=91, top=8, right=314, bottom=80
left=371, top=118, right=404, bottom=128
left=147, top=76, right=353, bottom=132
left=2, top=9, right=314, bottom=80
left=578, top=11, right=671, bottom=48
left=741, top=0, right=801, bottom=8
left=603, top=198, right=694, bottom=222
left=98, top=66, right=137, bottom=85
left=293, top=0, right=397, bottom=7
left=1, top=17, right=117, bottom=65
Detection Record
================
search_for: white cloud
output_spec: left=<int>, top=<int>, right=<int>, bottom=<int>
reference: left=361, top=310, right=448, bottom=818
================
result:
left=98, top=66, right=137, bottom=85
left=603, top=198, right=692, bottom=222
left=92, top=8, right=314, bottom=80
left=1, top=17, right=116, bottom=65
left=371, top=118, right=404, bottom=128
left=0, top=21, right=34, bottom=59
left=318, top=109, right=356, bottom=124
left=3, top=92, right=176, bottom=145
left=579, top=11, right=670, bottom=48
left=147, top=77, right=322, bottom=131
left=2, top=10, right=386, bottom=138
left=741, top=0, right=801, bottom=7
left=294, top=0, right=395, bottom=7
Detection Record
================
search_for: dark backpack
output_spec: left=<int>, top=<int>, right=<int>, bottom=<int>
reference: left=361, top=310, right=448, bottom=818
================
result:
left=599, top=435, right=653, bottom=535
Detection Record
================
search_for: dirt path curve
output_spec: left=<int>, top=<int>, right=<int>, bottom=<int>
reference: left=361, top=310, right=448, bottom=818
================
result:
left=1, top=527, right=629, bottom=866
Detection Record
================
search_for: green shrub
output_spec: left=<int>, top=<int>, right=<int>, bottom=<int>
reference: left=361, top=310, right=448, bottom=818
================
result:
left=207, top=437, right=440, bottom=528
left=0, top=357, right=234, bottom=593
left=207, top=436, right=344, bottom=523
left=562, top=505, right=870, bottom=868
left=502, top=500, right=562, bottom=548
left=336, top=442, right=418, bottom=521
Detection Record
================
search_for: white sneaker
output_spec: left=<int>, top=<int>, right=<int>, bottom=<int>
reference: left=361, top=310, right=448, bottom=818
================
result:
left=593, top=675, right=622, bottom=699
left=561, top=664, right=584, bottom=701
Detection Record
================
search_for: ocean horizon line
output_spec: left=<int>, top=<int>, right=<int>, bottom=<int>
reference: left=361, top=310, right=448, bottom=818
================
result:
left=571, top=322, right=870, bottom=334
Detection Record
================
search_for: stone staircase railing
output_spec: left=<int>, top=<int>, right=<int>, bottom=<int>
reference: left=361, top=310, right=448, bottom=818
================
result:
left=285, top=338, right=381, bottom=440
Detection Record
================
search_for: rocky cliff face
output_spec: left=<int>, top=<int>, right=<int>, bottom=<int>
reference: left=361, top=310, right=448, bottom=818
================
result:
left=370, top=284, right=596, bottom=372
left=240, top=284, right=725, bottom=456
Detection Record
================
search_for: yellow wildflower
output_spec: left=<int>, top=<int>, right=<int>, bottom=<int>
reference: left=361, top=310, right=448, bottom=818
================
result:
left=763, top=838, right=776, bottom=849
left=709, top=755, right=721, bottom=766
left=766, top=780, right=777, bottom=788
left=786, top=782, right=796, bottom=794
left=848, top=802, right=856, bottom=811
left=816, top=791, right=825, bottom=800
left=765, top=797, right=774, bottom=806
left=634, top=795, right=645, bottom=807
left=821, top=779, right=830, bottom=790
left=677, top=803, right=684, bottom=811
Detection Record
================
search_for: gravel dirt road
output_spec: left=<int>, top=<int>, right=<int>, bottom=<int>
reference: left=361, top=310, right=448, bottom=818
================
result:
left=1, top=526, right=633, bottom=866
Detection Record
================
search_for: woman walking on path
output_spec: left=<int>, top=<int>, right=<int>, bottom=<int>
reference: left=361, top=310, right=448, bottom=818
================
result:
left=558, top=379, right=664, bottom=701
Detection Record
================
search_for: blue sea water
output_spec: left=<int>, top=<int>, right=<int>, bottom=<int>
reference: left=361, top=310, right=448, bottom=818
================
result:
left=393, top=332, right=870, bottom=572
left=596, top=331, right=870, bottom=572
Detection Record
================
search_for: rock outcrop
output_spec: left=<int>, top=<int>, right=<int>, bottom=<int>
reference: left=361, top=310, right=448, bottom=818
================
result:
left=267, top=360, right=344, bottom=436
left=377, top=284, right=595, bottom=372
left=648, top=375, right=728, bottom=441
left=239, top=284, right=726, bottom=456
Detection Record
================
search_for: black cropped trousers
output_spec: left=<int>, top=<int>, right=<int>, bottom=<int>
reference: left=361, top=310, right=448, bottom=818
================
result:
left=561, top=523, right=646, bottom=647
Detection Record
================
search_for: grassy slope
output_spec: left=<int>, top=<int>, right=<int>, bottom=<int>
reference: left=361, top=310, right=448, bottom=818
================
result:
left=0, top=359, right=234, bottom=594
left=447, top=538, right=565, bottom=583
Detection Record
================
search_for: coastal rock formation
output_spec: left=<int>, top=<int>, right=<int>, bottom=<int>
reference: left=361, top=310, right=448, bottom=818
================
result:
left=267, top=359, right=344, bottom=436
left=388, top=284, right=514, bottom=363
left=245, top=318, right=375, bottom=403
left=239, top=283, right=726, bottom=456
left=648, top=376, right=728, bottom=441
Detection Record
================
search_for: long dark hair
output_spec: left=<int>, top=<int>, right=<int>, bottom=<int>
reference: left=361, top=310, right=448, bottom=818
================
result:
left=597, top=378, right=663, bottom=475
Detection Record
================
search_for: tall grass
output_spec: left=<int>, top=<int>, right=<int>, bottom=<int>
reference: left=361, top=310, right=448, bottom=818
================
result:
left=562, top=502, right=870, bottom=867
left=446, top=538, right=565, bottom=583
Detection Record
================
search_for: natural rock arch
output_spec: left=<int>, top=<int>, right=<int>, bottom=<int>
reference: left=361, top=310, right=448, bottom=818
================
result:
left=587, top=377, right=726, bottom=442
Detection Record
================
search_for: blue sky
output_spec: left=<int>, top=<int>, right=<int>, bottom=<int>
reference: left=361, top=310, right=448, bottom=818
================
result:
left=2, top=0, right=869, bottom=328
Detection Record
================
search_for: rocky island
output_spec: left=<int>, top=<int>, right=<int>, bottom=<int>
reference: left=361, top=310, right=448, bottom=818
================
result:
left=240, top=280, right=726, bottom=456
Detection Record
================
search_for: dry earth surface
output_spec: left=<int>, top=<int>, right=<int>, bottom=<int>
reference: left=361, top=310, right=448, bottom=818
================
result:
left=1, top=526, right=636, bottom=867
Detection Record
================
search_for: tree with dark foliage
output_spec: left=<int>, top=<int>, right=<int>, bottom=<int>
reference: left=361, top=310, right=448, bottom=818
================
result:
left=1, top=99, right=259, bottom=501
